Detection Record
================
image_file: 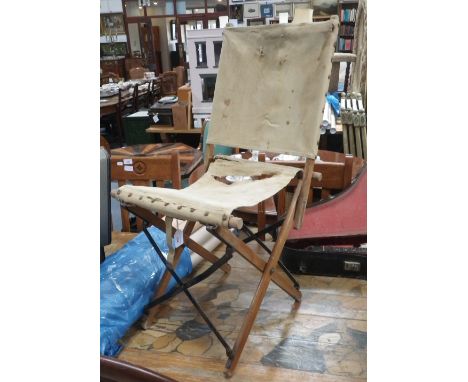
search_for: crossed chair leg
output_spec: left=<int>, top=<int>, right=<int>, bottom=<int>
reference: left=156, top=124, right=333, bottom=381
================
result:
left=123, top=178, right=303, bottom=377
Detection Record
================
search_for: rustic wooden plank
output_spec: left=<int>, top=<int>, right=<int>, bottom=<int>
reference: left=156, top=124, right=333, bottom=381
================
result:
left=103, top=228, right=366, bottom=381
left=342, top=124, right=350, bottom=154
left=348, top=124, right=356, bottom=157
left=146, top=126, right=202, bottom=134
left=103, top=231, right=137, bottom=257
left=354, top=125, right=363, bottom=159
left=360, top=126, right=367, bottom=160
left=119, top=349, right=366, bottom=382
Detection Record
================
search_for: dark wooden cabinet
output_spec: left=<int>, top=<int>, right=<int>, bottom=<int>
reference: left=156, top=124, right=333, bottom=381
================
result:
left=100, top=58, right=126, bottom=78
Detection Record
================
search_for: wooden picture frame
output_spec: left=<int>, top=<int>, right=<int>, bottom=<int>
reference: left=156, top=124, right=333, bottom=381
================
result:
left=274, top=3, right=292, bottom=18
left=100, top=13, right=126, bottom=35
left=243, top=3, right=260, bottom=19
left=312, top=0, right=338, bottom=17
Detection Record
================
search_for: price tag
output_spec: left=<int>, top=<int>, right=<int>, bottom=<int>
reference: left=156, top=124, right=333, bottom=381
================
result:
left=123, top=158, right=133, bottom=165
left=173, top=229, right=184, bottom=248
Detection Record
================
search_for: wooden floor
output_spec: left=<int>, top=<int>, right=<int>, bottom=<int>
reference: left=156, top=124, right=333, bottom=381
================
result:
left=104, top=232, right=367, bottom=382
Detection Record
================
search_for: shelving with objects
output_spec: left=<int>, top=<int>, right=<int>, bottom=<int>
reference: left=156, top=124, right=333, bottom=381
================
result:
left=338, top=0, right=359, bottom=52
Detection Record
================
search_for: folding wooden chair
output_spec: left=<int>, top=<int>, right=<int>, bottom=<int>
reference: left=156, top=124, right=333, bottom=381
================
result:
left=111, top=18, right=338, bottom=377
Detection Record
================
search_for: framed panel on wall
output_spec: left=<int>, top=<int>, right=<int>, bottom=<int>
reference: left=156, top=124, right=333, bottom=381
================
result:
left=274, top=3, right=292, bottom=18
left=260, top=4, right=274, bottom=18
left=230, top=4, right=244, bottom=22
left=243, top=3, right=260, bottom=19
left=100, top=13, right=125, bottom=35
left=312, top=0, right=338, bottom=17
left=101, top=42, right=128, bottom=56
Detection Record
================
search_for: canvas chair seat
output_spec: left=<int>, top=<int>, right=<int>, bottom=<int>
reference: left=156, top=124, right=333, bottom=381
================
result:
left=111, top=155, right=300, bottom=228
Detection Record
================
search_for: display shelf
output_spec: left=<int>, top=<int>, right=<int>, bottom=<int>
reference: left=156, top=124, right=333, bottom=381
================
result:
left=337, top=0, right=358, bottom=53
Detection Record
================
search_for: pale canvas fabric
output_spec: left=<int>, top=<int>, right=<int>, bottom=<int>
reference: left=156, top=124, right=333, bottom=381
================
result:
left=111, top=156, right=300, bottom=227
left=208, top=18, right=339, bottom=159
left=112, top=20, right=339, bottom=227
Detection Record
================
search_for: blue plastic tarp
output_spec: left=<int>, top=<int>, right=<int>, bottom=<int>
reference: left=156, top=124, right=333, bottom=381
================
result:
left=100, top=226, right=192, bottom=356
left=326, top=92, right=341, bottom=116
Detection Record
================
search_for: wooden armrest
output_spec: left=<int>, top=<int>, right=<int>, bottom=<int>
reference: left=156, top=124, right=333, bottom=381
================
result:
left=188, top=164, right=205, bottom=185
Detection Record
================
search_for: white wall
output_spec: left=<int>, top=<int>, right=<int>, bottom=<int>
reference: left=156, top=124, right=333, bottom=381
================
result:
left=100, top=0, right=123, bottom=13
left=187, top=29, right=223, bottom=115
left=151, top=17, right=172, bottom=73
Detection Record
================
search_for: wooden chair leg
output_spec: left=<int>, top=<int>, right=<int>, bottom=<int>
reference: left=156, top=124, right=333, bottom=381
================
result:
left=143, top=221, right=196, bottom=328
left=257, top=200, right=266, bottom=240
left=216, top=227, right=301, bottom=302
left=117, top=180, right=131, bottom=232
left=222, top=178, right=303, bottom=376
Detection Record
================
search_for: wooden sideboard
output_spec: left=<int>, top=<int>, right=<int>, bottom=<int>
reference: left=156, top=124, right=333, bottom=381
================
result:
left=101, top=57, right=125, bottom=78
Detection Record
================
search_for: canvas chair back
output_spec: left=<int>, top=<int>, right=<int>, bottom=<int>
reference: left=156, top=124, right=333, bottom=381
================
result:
left=207, top=18, right=339, bottom=159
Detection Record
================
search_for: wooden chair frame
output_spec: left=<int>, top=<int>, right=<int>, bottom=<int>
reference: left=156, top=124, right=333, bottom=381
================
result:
left=235, top=151, right=360, bottom=238
left=111, top=152, right=181, bottom=232
left=112, top=18, right=339, bottom=377
left=118, top=143, right=315, bottom=377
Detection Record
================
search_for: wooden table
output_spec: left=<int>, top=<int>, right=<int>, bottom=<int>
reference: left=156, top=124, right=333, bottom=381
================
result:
left=146, top=126, right=202, bottom=134
left=100, top=90, right=131, bottom=117
left=111, top=143, right=203, bottom=176
left=100, top=84, right=151, bottom=117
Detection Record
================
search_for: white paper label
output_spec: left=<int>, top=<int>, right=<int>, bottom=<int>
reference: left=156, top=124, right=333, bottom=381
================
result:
left=117, top=161, right=123, bottom=166
left=173, top=229, right=184, bottom=248
left=123, top=158, right=133, bottom=165
left=124, top=165, right=133, bottom=172
left=153, top=114, right=159, bottom=123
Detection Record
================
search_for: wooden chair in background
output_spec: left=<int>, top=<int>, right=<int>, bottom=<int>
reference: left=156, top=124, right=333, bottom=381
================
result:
left=101, top=72, right=120, bottom=86
left=160, top=71, right=178, bottom=96
left=100, top=135, right=111, bottom=154
left=125, top=57, right=146, bottom=79
left=147, top=78, right=160, bottom=107
left=234, top=151, right=364, bottom=239
left=173, top=66, right=185, bottom=88
left=329, top=53, right=356, bottom=93
left=129, top=67, right=147, bottom=80
left=130, top=83, right=148, bottom=112
left=110, top=153, right=182, bottom=232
